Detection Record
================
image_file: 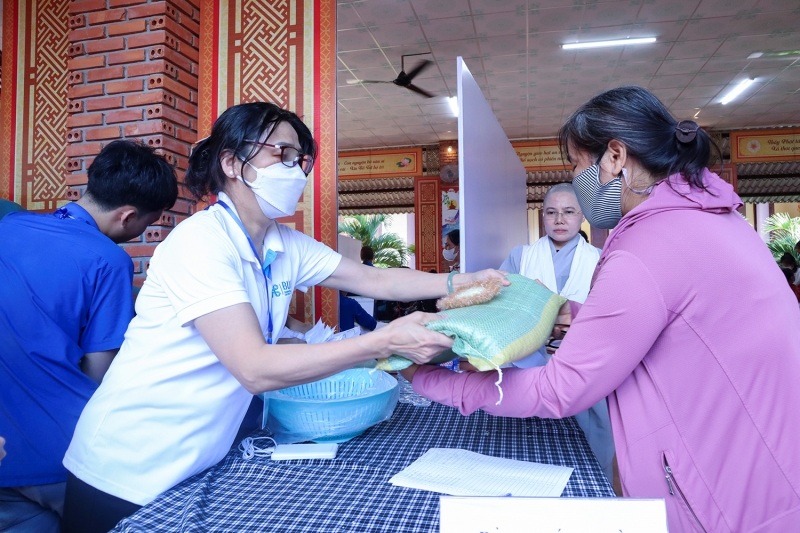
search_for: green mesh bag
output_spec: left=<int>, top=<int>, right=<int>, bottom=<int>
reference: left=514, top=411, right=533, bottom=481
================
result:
left=375, top=274, right=567, bottom=375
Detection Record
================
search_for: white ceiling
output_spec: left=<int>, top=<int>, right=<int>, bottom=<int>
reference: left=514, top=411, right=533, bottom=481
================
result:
left=336, top=0, right=800, bottom=150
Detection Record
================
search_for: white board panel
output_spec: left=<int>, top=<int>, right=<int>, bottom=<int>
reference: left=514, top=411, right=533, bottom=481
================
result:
left=457, top=57, right=528, bottom=272
left=440, top=496, right=669, bottom=533
left=337, top=235, right=363, bottom=264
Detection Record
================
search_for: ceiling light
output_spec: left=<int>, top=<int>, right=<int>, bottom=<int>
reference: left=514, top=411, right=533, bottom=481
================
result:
left=721, top=79, right=754, bottom=105
left=447, top=96, right=459, bottom=117
left=562, top=37, right=656, bottom=50
left=749, top=50, right=800, bottom=59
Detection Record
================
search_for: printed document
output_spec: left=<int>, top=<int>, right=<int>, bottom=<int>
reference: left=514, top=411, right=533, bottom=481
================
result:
left=389, top=448, right=573, bottom=497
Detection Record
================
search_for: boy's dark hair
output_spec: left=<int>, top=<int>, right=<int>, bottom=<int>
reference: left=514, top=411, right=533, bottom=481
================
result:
left=779, top=252, right=797, bottom=270
left=360, top=246, right=374, bottom=262
left=86, top=140, right=178, bottom=213
left=185, top=102, right=317, bottom=200
left=447, top=229, right=460, bottom=247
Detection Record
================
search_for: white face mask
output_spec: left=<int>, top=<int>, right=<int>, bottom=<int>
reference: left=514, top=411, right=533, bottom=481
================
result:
left=442, top=247, right=458, bottom=262
left=238, top=161, right=308, bottom=219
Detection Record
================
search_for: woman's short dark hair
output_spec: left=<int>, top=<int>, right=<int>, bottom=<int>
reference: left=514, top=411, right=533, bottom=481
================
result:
left=780, top=252, right=797, bottom=270
left=86, top=140, right=177, bottom=214
left=360, top=246, right=374, bottom=262
left=185, top=102, right=316, bottom=200
left=446, top=229, right=460, bottom=247
left=558, top=86, right=721, bottom=190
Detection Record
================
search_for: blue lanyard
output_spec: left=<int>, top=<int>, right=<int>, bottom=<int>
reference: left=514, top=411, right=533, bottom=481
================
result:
left=215, top=200, right=274, bottom=344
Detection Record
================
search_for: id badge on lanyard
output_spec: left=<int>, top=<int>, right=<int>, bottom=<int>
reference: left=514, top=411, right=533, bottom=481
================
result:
left=215, top=200, right=275, bottom=344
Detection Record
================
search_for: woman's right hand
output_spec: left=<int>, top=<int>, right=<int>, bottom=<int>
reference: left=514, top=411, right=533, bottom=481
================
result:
left=553, top=299, right=572, bottom=338
left=378, top=311, right=453, bottom=364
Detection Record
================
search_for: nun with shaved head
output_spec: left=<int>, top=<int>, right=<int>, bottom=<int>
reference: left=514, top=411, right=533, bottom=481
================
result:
left=499, top=182, right=613, bottom=481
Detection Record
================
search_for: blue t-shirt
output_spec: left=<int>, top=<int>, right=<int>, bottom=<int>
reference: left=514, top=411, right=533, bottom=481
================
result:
left=339, top=293, right=377, bottom=332
left=0, top=203, right=134, bottom=486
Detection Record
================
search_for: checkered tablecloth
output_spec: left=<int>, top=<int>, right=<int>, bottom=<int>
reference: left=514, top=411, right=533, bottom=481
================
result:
left=113, top=402, right=614, bottom=532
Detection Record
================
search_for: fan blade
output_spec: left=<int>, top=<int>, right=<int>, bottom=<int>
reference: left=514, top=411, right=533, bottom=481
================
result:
left=405, top=84, right=436, bottom=98
left=404, top=60, right=432, bottom=82
left=348, top=79, right=393, bottom=85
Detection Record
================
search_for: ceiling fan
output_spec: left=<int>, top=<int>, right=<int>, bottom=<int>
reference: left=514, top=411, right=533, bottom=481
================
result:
left=346, top=53, right=436, bottom=98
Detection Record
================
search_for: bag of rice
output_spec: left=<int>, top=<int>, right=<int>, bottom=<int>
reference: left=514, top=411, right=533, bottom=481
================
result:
left=375, top=274, right=567, bottom=402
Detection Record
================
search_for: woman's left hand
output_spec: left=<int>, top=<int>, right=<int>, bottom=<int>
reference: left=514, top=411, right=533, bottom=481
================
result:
left=399, top=364, right=420, bottom=382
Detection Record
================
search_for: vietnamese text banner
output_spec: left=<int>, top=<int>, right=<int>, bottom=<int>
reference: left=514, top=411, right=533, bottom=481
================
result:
left=731, top=129, right=800, bottom=163
left=338, top=148, right=423, bottom=179
left=511, top=140, right=568, bottom=172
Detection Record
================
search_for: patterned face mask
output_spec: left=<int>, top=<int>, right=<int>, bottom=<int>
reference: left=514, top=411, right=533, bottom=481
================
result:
left=571, top=154, right=623, bottom=230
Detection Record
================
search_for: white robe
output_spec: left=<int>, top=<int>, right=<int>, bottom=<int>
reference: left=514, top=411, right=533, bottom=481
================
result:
left=516, top=236, right=614, bottom=482
left=519, top=234, right=600, bottom=303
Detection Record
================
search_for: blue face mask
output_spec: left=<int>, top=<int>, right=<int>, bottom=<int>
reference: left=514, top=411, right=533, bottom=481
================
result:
left=571, top=155, right=623, bottom=230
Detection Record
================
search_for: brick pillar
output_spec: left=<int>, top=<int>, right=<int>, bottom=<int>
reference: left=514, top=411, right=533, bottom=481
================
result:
left=64, top=0, right=200, bottom=288
left=439, top=140, right=458, bottom=168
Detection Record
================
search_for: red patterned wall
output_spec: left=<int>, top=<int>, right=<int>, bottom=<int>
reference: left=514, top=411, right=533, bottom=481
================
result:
left=414, top=176, right=439, bottom=273
left=197, top=0, right=338, bottom=325
left=1, top=0, right=70, bottom=210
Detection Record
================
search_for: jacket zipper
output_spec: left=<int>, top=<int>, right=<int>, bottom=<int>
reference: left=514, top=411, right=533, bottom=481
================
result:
left=663, top=453, right=707, bottom=533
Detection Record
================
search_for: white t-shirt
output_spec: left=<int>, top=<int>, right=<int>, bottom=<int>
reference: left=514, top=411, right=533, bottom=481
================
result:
left=63, top=194, right=342, bottom=505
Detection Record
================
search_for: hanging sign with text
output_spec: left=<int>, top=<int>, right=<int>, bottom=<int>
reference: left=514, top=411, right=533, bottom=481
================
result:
left=731, top=129, right=800, bottom=163
left=338, top=148, right=423, bottom=179
left=511, top=140, right=568, bottom=171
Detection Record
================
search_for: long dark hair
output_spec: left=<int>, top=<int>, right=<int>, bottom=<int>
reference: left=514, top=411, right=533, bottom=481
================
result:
left=558, top=86, right=721, bottom=189
left=185, top=102, right=316, bottom=200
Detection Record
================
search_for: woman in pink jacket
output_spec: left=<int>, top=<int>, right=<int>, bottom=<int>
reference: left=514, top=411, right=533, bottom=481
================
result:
left=401, top=86, right=800, bottom=532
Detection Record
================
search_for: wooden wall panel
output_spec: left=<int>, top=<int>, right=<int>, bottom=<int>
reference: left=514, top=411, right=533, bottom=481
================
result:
left=1, top=0, right=69, bottom=210
left=415, top=176, right=440, bottom=273
left=198, top=0, right=337, bottom=325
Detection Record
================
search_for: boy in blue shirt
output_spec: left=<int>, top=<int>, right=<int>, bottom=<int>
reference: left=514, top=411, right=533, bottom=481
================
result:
left=339, top=291, right=377, bottom=332
left=0, top=140, right=177, bottom=532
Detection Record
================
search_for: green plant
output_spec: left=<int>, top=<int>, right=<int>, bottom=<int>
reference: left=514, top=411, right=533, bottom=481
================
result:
left=763, top=212, right=800, bottom=262
left=338, top=214, right=410, bottom=268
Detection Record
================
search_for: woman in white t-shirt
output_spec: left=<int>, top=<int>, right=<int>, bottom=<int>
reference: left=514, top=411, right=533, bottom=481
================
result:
left=60, top=102, right=506, bottom=533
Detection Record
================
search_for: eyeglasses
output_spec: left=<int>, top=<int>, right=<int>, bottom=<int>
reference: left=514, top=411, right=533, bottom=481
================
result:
left=246, top=141, right=315, bottom=175
left=543, top=209, right=582, bottom=220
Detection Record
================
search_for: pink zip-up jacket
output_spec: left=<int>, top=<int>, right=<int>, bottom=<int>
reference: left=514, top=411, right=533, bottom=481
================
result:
left=413, top=170, right=800, bottom=532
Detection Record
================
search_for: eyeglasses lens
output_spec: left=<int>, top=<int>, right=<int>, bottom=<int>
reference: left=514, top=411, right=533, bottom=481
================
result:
left=544, top=210, right=579, bottom=220
left=280, top=147, right=314, bottom=175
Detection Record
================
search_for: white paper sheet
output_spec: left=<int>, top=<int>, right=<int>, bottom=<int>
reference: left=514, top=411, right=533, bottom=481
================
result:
left=299, top=319, right=361, bottom=345
left=389, top=448, right=573, bottom=497
left=439, top=497, right=669, bottom=533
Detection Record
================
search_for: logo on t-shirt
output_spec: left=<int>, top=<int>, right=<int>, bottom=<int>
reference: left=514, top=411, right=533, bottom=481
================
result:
left=272, top=281, right=292, bottom=297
